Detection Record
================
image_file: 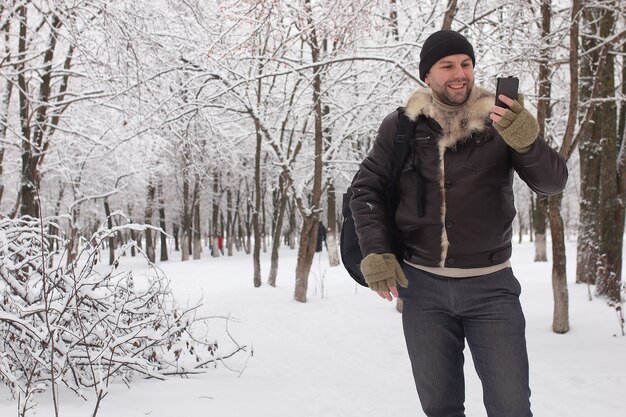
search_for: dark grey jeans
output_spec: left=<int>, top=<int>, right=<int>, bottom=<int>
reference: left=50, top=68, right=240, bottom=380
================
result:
left=398, top=266, right=532, bottom=417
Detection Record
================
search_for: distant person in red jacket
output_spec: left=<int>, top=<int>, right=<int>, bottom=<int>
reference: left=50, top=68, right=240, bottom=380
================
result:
left=217, top=234, right=224, bottom=255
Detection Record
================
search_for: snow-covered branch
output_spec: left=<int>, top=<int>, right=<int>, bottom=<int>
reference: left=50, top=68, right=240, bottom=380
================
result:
left=0, top=216, right=246, bottom=414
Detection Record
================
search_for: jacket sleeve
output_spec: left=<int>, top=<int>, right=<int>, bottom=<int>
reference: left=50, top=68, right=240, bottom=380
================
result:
left=510, top=136, right=568, bottom=195
left=349, top=111, right=399, bottom=256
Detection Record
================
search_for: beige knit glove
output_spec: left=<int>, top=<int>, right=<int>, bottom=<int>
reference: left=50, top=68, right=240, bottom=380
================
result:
left=360, top=253, right=409, bottom=291
left=493, top=95, right=539, bottom=152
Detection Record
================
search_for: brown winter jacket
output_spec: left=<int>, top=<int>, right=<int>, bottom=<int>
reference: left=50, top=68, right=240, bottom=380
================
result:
left=350, top=86, right=568, bottom=269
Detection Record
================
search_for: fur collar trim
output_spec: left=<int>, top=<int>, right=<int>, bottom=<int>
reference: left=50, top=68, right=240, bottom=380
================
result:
left=404, top=86, right=494, bottom=148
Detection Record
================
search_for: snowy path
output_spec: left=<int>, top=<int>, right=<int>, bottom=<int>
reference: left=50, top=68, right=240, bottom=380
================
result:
left=1, top=240, right=624, bottom=416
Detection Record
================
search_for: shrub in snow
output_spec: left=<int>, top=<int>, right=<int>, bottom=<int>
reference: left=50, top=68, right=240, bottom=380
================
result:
left=0, top=216, right=245, bottom=416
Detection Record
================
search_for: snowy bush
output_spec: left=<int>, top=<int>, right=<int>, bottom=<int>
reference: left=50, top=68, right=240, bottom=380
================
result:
left=0, top=216, right=245, bottom=416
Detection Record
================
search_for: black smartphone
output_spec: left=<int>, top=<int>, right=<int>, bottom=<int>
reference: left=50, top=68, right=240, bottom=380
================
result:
left=495, top=76, right=519, bottom=108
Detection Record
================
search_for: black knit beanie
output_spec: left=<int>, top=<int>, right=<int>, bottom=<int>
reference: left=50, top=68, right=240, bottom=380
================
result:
left=419, top=30, right=475, bottom=81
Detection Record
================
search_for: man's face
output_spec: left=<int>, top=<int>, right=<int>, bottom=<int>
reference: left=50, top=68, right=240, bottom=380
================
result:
left=424, top=54, right=474, bottom=106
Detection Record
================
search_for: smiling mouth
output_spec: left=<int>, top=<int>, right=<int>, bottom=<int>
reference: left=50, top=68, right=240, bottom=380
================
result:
left=448, top=83, right=466, bottom=91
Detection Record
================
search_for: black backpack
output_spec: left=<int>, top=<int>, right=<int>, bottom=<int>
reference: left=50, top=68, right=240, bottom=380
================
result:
left=340, top=108, right=422, bottom=287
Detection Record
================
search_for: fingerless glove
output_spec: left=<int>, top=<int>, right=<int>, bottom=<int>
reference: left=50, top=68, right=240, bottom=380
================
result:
left=493, top=96, right=539, bottom=152
left=360, top=253, right=409, bottom=291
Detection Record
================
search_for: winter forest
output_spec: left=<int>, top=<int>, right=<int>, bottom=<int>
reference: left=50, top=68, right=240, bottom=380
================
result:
left=1, top=0, right=626, bottom=416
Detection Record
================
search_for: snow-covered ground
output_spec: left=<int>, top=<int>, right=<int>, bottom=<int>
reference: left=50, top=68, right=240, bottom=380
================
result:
left=1, top=239, right=625, bottom=416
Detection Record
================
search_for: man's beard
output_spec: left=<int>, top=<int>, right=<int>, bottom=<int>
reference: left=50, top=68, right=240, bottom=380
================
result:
left=436, top=82, right=473, bottom=106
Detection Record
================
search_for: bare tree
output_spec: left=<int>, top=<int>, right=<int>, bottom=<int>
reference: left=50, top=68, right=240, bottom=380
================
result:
left=584, top=1, right=625, bottom=329
left=252, top=55, right=265, bottom=287
left=572, top=1, right=626, bottom=333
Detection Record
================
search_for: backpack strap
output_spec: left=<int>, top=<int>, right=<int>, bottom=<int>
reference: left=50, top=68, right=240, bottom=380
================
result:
left=392, top=107, right=413, bottom=181
left=392, top=107, right=424, bottom=217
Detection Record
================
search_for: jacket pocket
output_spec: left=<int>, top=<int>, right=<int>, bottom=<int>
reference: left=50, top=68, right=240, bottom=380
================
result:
left=461, top=136, right=496, bottom=172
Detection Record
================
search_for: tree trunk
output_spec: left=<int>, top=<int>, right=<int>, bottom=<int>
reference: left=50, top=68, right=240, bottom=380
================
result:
left=614, top=39, right=626, bottom=329
left=532, top=215, right=546, bottom=260
left=288, top=198, right=297, bottom=249
left=157, top=180, right=168, bottom=262
left=533, top=195, right=548, bottom=262
left=251, top=158, right=262, bottom=284
left=268, top=172, right=289, bottom=286
left=441, top=0, right=458, bottom=30
left=326, top=182, right=340, bottom=267
left=226, top=188, right=234, bottom=256
left=173, top=223, right=180, bottom=252
left=533, top=1, right=552, bottom=265
left=539, top=0, right=582, bottom=333
left=192, top=178, right=202, bottom=260
left=620, top=38, right=626, bottom=145
left=212, top=172, right=220, bottom=257
left=576, top=137, right=602, bottom=285
left=389, top=0, right=399, bottom=41
left=549, top=193, right=569, bottom=333
left=67, top=204, right=81, bottom=266
left=16, top=8, right=70, bottom=219
left=19, top=158, right=40, bottom=217
left=47, top=183, right=65, bottom=254
left=232, top=189, right=242, bottom=255
left=295, top=216, right=319, bottom=302
left=576, top=4, right=604, bottom=284
left=245, top=195, right=252, bottom=255
left=104, top=198, right=115, bottom=265
left=0, top=146, right=4, bottom=207
left=262, top=189, right=268, bottom=254
left=241, top=215, right=249, bottom=254
left=320, top=101, right=339, bottom=268
left=295, top=0, right=325, bottom=302
left=144, top=181, right=156, bottom=263
left=517, top=209, right=523, bottom=244
left=0, top=56, right=12, bottom=206
left=16, top=5, right=36, bottom=218
left=181, top=174, right=191, bottom=262
left=536, top=1, right=553, bottom=148
left=181, top=234, right=190, bottom=261
left=528, top=196, right=534, bottom=242
left=127, top=204, right=137, bottom=257
left=594, top=3, right=622, bottom=303
left=252, top=69, right=263, bottom=287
